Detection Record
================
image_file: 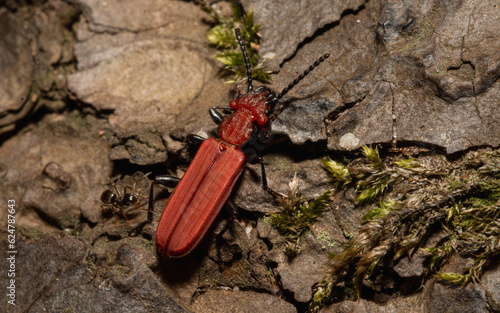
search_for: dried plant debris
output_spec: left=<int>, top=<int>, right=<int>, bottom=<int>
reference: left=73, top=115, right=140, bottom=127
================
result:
left=310, top=147, right=500, bottom=311
left=268, top=174, right=332, bottom=256
left=202, top=1, right=271, bottom=83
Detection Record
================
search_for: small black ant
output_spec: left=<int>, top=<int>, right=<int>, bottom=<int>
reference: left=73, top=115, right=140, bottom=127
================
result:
left=97, top=173, right=150, bottom=223
left=100, top=189, right=140, bottom=209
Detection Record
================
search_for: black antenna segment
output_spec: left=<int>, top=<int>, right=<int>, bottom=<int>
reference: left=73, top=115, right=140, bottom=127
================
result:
left=269, top=53, right=330, bottom=120
left=275, top=53, right=330, bottom=103
left=235, top=28, right=253, bottom=92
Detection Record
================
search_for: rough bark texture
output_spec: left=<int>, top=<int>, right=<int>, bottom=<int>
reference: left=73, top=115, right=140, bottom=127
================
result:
left=1, top=0, right=499, bottom=312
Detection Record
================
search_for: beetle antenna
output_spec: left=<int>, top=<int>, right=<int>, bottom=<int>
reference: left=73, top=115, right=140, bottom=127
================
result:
left=269, top=53, right=330, bottom=120
left=235, top=28, right=253, bottom=92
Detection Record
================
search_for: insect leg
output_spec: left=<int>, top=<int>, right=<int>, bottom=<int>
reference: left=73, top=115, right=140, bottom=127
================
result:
left=148, top=176, right=181, bottom=222
left=258, top=156, right=285, bottom=199
left=215, top=201, right=238, bottom=265
left=129, top=175, right=180, bottom=236
left=209, top=106, right=231, bottom=125
left=218, top=201, right=238, bottom=238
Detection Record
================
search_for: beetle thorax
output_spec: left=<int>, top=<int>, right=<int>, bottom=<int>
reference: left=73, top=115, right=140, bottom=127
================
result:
left=218, top=91, right=270, bottom=146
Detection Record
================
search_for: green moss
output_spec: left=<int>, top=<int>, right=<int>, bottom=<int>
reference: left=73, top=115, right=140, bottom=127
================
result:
left=310, top=147, right=500, bottom=312
left=268, top=174, right=332, bottom=255
left=362, top=199, right=401, bottom=220
left=204, top=3, right=271, bottom=83
left=316, top=231, right=336, bottom=249
left=322, top=158, right=351, bottom=186
left=86, top=260, right=97, bottom=276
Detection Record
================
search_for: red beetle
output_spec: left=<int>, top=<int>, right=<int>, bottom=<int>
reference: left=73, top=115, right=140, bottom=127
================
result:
left=148, top=29, right=330, bottom=257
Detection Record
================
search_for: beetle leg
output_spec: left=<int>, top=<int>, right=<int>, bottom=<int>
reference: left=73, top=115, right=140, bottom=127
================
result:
left=258, top=157, right=286, bottom=199
left=215, top=202, right=237, bottom=246
left=209, top=107, right=224, bottom=124
left=209, top=106, right=232, bottom=125
left=148, top=176, right=181, bottom=222
left=214, top=201, right=238, bottom=265
left=186, top=134, right=206, bottom=158
left=128, top=175, right=181, bottom=237
left=218, top=201, right=238, bottom=237
left=186, top=134, right=205, bottom=149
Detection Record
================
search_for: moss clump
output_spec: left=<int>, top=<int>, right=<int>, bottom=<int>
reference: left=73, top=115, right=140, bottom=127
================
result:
left=202, top=1, right=271, bottom=83
left=268, top=174, right=332, bottom=256
left=310, top=147, right=500, bottom=312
